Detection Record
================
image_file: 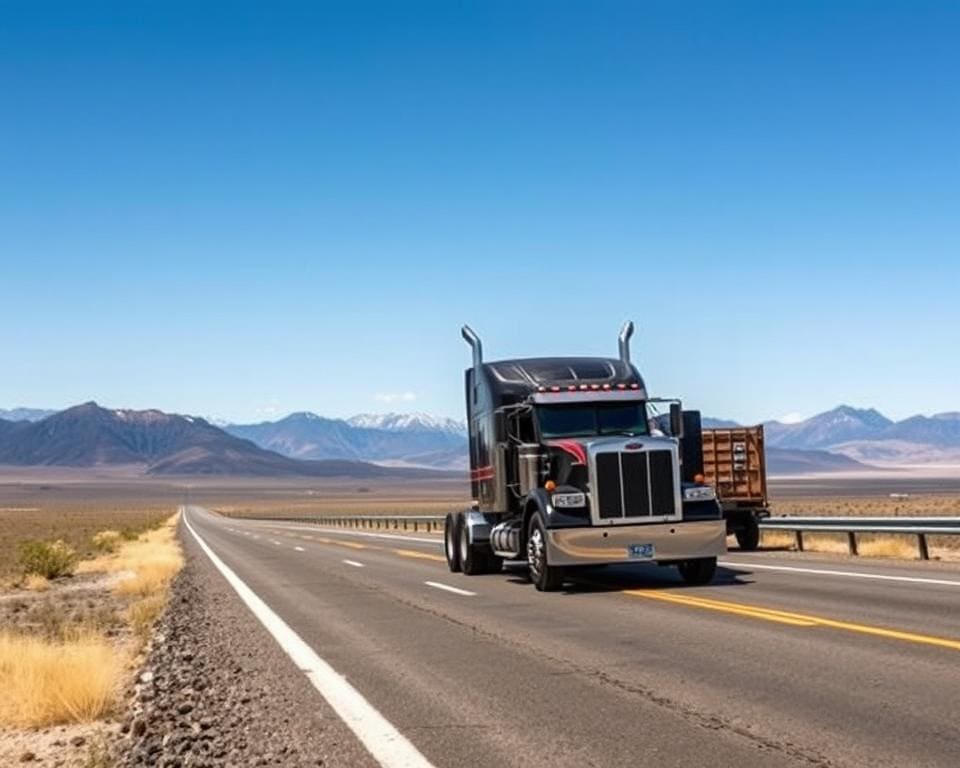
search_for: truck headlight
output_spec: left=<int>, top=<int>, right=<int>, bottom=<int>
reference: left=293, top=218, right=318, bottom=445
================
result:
left=683, top=486, right=716, bottom=502
left=552, top=492, right=586, bottom=508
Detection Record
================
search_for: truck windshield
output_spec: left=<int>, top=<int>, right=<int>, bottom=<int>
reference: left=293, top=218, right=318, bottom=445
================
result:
left=536, top=403, right=650, bottom=439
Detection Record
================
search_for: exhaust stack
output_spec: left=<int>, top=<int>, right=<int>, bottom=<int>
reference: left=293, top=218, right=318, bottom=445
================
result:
left=461, top=325, right=483, bottom=369
left=618, top=321, right=635, bottom=366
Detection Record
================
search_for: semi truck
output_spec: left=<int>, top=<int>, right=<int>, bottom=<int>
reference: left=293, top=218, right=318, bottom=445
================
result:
left=444, top=322, right=727, bottom=591
left=701, top=425, right=770, bottom=550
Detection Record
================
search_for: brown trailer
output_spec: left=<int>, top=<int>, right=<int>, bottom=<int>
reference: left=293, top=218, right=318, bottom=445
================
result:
left=701, top=425, right=769, bottom=550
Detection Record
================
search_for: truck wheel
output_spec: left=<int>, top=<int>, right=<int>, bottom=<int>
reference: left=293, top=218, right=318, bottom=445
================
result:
left=458, top=519, right=503, bottom=575
left=444, top=512, right=462, bottom=573
left=677, top=557, right=717, bottom=586
left=526, top=514, right=564, bottom=592
left=735, top=518, right=760, bottom=551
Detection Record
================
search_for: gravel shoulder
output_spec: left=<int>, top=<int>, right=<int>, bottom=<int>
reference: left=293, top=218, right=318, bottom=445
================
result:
left=115, top=520, right=375, bottom=768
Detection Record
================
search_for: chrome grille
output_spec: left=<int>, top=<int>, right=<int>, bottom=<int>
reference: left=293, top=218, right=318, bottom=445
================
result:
left=595, top=449, right=676, bottom=520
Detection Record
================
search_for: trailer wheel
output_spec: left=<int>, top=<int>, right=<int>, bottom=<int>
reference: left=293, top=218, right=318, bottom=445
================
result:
left=735, top=517, right=760, bottom=551
left=526, top=514, right=564, bottom=592
left=458, top=520, right=502, bottom=575
left=677, top=557, right=717, bottom=586
left=444, top=512, right=462, bottom=573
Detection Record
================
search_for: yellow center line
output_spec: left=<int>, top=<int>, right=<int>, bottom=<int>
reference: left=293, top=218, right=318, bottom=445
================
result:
left=625, top=590, right=960, bottom=651
left=393, top=548, right=446, bottom=563
left=314, top=536, right=371, bottom=550
left=630, top=591, right=816, bottom=626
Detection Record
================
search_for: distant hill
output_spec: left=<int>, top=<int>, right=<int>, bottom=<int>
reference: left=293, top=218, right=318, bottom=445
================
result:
left=0, top=407, right=58, bottom=422
left=762, top=406, right=960, bottom=465
left=766, top=447, right=871, bottom=474
left=764, top=406, right=893, bottom=449
left=701, top=417, right=742, bottom=429
left=0, top=403, right=446, bottom=478
left=226, top=411, right=468, bottom=470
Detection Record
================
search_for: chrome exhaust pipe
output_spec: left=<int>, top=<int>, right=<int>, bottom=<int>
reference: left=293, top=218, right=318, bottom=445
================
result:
left=461, top=325, right=483, bottom=368
left=618, top=321, right=635, bottom=365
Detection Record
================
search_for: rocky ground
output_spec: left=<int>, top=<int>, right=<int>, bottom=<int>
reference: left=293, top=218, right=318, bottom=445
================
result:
left=114, top=526, right=375, bottom=768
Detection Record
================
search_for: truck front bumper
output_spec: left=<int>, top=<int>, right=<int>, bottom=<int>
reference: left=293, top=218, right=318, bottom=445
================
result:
left=546, top=519, right=726, bottom=567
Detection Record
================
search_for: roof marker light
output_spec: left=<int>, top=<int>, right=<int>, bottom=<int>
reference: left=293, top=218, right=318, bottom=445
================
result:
left=630, top=383, right=640, bottom=390
left=617, top=384, right=627, bottom=390
left=590, top=384, right=600, bottom=390
left=568, top=385, right=576, bottom=392
left=602, top=383, right=611, bottom=390
left=551, top=386, right=561, bottom=392
left=579, top=384, right=589, bottom=391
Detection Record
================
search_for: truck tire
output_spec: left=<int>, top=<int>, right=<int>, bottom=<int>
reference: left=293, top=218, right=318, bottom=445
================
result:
left=526, top=514, right=565, bottom=592
left=458, top=520, right=503, bottom=575
left=677, top=557, right=717, bottom=586
left=444, top=512, right=462, bottom=573
left=735, top=517, right=760, bottom=551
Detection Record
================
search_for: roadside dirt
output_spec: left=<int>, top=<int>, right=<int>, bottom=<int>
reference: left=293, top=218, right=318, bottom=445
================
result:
left=113, top=523, right=375, bottom=767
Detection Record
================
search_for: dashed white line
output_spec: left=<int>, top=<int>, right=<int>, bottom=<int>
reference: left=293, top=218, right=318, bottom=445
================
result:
left=294, top=546, right=305, bottom=552
left=343, top=559, right=365, bottom=568
left=266, top=524, right=441, bottom=546
left=424, top=581, right=476, bottom=597
left=271, top=540, right=282, bottom=546
left=720, top=560, right=960, bottom=588
left=183, top=509, right=435, bottom=768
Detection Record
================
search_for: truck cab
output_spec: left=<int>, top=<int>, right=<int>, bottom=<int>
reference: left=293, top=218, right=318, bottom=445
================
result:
left=445, top=322, right=727, bottom=591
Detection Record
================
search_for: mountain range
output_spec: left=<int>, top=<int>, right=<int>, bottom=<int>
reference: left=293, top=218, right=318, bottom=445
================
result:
left=224, top=412, right=467, bottom=470
left=0, top=403, right=445, bottom=478
left=2, top=403, right=958, bottom=476
left=760, top=406, right=960, bottom=465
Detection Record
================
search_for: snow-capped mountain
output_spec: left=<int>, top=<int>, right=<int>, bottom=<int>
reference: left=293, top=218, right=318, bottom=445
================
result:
left=346, top=412, right=466, bottom=435
left=763, top=406, right=893, bottom=450
left=225, top=412, right=468, bottom=470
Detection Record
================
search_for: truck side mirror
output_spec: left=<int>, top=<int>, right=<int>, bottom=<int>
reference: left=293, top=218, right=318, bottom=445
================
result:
left=670, top=403, right=685, bottom=439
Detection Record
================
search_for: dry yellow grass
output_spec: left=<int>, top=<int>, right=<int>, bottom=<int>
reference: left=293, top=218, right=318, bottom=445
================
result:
left=761, top=529, right=927, bottom=560
left=0, top=512, right=185, bottom=729
left=759, top=531, right=798, bottom=549
left=91, top=529, right=123, bottom=553
left=0, top=632, right=125, bottom=727
left=79, top=513, right=184, bottom=599
left=128, top=594, right=168, bottom=644
left=856, top=534, right=920, bottom=560
left=23, top=574, right=51, bottom=592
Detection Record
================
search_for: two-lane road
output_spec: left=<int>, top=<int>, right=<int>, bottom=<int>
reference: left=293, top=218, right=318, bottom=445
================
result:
left=183, top=507, right=960, bottom=768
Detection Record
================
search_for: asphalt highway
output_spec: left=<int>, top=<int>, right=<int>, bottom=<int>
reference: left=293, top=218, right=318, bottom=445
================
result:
left=183, top=506, right=960, bottom=768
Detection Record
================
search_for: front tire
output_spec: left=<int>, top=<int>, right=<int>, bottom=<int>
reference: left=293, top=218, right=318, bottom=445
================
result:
left=735, top=518, right=760, bottom=551
left=459, top=519, right=503, bottom=575
left=526, top=514, right=564, bottom=592
left=444, top=512, right=462, bottom=573
left=677, top=557, right=717, bottom=586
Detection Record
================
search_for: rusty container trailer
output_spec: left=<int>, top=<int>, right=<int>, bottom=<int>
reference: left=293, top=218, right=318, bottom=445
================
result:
left=701, top=426, right=769, bottom=550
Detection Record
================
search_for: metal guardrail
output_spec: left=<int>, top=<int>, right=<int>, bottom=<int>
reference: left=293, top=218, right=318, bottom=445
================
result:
left=222, top=511, right=960, bottom=561
left=760, top=516, right=960, bottom=560
left=221, top=512, right=445, bottom=533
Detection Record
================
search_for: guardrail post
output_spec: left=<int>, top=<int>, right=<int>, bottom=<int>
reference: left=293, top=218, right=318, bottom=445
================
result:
left=795, top=530, right=804, bottom=552
left=918, top=534, right=929, bottom=561
left=847, top=532, right=858, bottom=556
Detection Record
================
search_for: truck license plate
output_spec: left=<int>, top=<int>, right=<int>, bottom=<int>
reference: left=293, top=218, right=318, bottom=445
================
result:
left=627, top=543, right=655, bottom=559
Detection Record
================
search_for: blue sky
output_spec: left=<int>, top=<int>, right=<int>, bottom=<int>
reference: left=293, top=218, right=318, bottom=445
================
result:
left=2, top=1, right=958, bottom=424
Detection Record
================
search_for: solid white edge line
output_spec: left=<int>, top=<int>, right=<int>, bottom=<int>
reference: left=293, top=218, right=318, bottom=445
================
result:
left=424, top=581, right=476, bottom=597
left=343, top=559, right=365, bottom=568
left=720, top=560, right=960, bottom=587
left=182, top=508, right=435, bottom=768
